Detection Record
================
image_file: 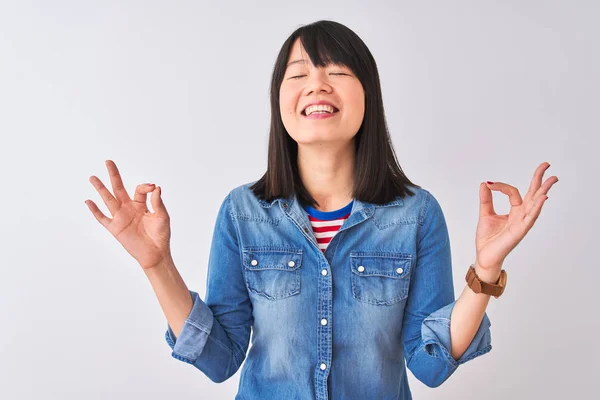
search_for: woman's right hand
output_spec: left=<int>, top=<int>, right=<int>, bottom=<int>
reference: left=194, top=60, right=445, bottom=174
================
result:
left=85, top=160, right=172, bottom=270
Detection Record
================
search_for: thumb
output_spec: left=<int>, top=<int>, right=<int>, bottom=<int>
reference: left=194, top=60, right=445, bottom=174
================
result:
left=479, top=181, right=496, bottom=217
left=151, top=186, right=169, bottom=217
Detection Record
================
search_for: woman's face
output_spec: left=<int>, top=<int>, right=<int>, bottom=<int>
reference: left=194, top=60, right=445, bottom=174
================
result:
left=279, top=38, right=365, bottom=146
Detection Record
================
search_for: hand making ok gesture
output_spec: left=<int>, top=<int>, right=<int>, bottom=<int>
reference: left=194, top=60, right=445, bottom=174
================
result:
left=85, top=160, right=172, bottom=270
left=474, top=161, right=559, bottom=281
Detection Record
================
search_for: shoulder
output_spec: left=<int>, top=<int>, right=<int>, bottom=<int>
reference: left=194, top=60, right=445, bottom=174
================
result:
left=228, top=180, right=259, bottom=200
left=222, top=180, right=262, bottom=213
left=400, top=185, right=445, bottom=227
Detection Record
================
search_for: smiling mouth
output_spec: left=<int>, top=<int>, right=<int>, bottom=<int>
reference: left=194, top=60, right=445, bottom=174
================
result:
left=301, top=107, right=340, bottom=116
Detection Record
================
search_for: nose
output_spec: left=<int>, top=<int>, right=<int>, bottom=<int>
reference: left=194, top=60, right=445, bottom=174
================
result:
left=304, top=70, right=333, bottom=95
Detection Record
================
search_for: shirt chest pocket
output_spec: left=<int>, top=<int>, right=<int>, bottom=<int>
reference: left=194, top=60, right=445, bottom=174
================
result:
left=242, top=248, right=303, bottom=300
left=350, top=252, right=412, bottom=305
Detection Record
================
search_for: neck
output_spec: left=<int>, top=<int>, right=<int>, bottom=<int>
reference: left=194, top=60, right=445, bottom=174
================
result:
left=297, top=138, right=355, bottom=212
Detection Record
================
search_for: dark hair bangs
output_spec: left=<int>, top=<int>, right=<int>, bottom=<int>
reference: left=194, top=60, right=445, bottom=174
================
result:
left=295, top=25, right=363, bottom=76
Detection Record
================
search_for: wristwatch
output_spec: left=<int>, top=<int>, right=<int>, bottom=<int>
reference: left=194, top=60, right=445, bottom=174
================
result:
left=465, top=264, right=507, bottom=298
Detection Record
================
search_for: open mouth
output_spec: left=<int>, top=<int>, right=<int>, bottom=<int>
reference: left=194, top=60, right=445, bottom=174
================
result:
left=301, top=105, right=340, bottom=116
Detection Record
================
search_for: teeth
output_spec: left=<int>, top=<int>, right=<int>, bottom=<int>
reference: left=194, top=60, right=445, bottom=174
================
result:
left=305, top=104, right=335, bottom=115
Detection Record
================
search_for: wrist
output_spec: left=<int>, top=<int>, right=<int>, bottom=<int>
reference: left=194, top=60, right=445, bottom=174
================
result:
left=473, top=262, right=503, bottom=284
left=143, top=254, right=177, bottom=285
left=143, top=251, right=174, bottom=272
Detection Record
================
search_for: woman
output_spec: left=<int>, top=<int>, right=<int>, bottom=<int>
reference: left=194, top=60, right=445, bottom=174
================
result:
left=86, top=20, right=558, bottom=399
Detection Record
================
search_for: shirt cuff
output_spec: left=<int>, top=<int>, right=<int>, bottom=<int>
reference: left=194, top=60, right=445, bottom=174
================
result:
left=164, top=290, right=214, bottom=364
left=421, top=301, right=492, bottom=369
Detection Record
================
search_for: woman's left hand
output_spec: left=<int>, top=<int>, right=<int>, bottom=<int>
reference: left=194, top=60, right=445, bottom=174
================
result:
left=474, top=161, right=559, bottom=282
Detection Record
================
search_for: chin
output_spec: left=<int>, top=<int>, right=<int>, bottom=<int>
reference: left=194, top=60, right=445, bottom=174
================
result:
left=291, top=130, right=344, bottom=145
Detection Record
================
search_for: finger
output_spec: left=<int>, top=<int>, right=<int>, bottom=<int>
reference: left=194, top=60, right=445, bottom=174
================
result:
left=85, top=199, right=112, bottom=228
left=524, top=162, right=550, bottom=203
left=525, top=176, right=557, bottom=216
left=105, top=160, right=132, bottom=203
left=523, top=194, right=548, bottom=227
left=133, top=183, right=155, bottom=212
left=534, top=175, right=559, bottom=199
left=485, top=181, right=523, bottom=207
left=150, top=186, right=169, bottom=218
left=89, top=175, right=120, bottom=216
left=479, top=182, right=496, bottom=217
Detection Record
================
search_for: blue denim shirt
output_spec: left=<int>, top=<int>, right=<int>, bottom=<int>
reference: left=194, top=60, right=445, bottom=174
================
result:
left=164, top=182, right=492, bottom=399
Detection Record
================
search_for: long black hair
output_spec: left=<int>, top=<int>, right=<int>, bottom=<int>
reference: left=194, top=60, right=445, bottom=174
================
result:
left=251, top=20, right=420, bottom=208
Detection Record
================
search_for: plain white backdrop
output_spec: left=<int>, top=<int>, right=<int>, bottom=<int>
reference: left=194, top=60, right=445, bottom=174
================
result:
left=0, top=1, right=597, bottom=399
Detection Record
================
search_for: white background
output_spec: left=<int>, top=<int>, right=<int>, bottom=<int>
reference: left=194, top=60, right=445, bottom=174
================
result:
left=0, top=1, right=597, bottom=399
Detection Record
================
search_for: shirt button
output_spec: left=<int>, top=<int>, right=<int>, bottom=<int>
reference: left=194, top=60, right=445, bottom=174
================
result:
left=251, top=259, right=258, bottom=266
left=396, top=267, right=403, bottom=274
left=288, top=261, right=295, bottom=267
left=320, top=363, right=327, bottom=370
left=357, top=265, right=365, bottom=272
left=321, top=318, right=327, bottom=325
left=321, top=269, right=328, bottom=276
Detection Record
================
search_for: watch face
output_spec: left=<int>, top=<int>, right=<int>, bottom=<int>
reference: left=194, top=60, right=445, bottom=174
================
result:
left=500, top=271, right=507, bottom=287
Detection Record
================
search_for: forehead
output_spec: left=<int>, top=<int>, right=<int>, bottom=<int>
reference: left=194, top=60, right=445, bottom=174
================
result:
left=286, top=39, right=310, bottom=66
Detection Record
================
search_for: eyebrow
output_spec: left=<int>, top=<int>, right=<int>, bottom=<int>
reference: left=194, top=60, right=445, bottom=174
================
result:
left=286, top=59, right=306, bottom=67
left=286, top=59, right=348, bottom=70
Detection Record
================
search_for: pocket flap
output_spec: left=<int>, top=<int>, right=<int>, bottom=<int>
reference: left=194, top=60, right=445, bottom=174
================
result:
left=243, top=248, right=303, bottom=271
left=350, top=252, right=411, bottom=279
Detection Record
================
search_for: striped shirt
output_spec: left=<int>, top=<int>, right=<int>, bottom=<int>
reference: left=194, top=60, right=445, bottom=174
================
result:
left=303, top=200, right=354, bottom=253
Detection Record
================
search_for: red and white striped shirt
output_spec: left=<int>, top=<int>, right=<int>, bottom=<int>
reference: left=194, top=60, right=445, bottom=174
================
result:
left=303, top=200, right=354, bottom=253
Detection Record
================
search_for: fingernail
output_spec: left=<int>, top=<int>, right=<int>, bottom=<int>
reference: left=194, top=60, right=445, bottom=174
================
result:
left=487, top=181, right=494, bottom=185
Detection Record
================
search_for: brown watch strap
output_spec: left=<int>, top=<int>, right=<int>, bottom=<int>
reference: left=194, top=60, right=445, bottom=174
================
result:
left=465, top=264, right=507, bottom=298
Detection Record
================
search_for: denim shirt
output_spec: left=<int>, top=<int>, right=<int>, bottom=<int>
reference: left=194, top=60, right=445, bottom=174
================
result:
left=164, top=182, right=492, bottom=400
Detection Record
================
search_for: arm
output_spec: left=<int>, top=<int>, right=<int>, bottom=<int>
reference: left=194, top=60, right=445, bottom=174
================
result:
left=144, top=255, right=193, bottom=339
left=402, top=190, right=492, bottom=388
left=156, top=192, right=253, bottom=383
left=449, top=262, right=501, bottom=360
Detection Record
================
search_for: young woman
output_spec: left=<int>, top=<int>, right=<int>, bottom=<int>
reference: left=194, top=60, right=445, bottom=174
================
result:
left=86, top=20, right=558, bottom=400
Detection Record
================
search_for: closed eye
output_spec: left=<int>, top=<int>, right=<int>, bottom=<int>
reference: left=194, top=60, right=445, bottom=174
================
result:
left=289, top=73, right=349, bottom=80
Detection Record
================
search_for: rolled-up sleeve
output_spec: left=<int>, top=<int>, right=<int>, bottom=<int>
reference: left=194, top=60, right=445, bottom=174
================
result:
left=165, top=290, right=214, bottom=363
left=402, top=190, right=492, bottom=388
left=164, top=191, right=253, bottom=383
